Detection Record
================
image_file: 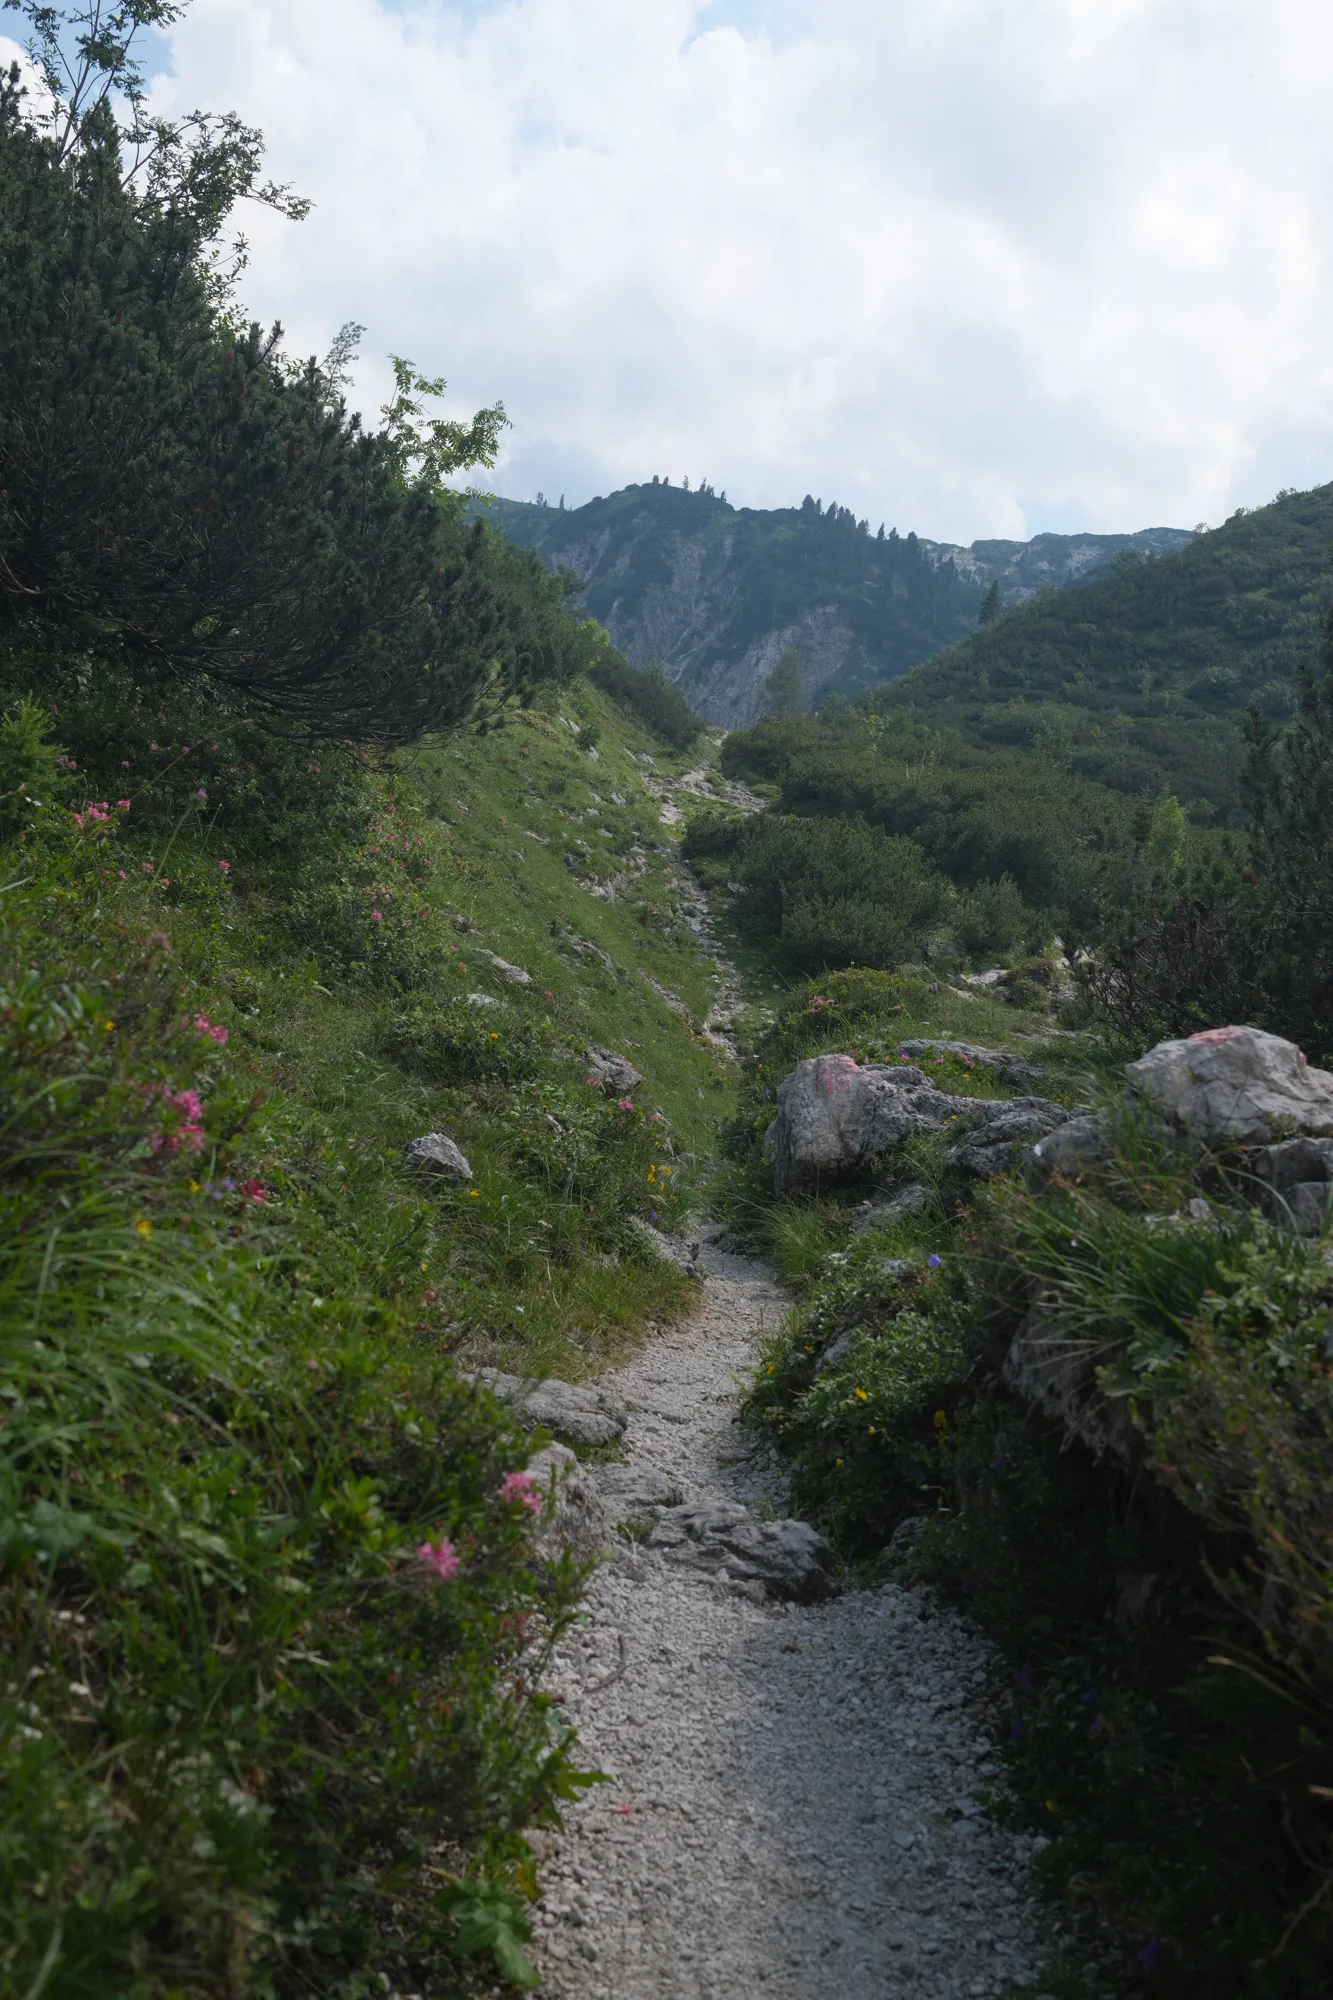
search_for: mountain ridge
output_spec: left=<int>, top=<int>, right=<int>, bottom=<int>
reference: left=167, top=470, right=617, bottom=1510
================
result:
left=482, top=482, right=1192, bottom=725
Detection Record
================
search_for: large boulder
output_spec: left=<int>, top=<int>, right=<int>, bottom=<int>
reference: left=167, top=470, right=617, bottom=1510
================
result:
left=1124, top=1026, right=1333, bottom=1148
left=470, top=1369, right=629, bottom=1448
left=763, top=1052, right=1070, bottom=1194
left=648, top=1501, right=834, bottom=1602
left=763, top=1054, right=976, bottom=1195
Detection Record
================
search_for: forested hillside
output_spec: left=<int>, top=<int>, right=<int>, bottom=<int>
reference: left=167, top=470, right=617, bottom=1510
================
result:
left=882, top=481, right=1333, bottom=819
left=487, top=484, right=1188, bottom=725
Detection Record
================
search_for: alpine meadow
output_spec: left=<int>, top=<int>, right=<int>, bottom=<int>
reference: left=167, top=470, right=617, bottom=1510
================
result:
left=2, top=7, right=1333, bottom=2000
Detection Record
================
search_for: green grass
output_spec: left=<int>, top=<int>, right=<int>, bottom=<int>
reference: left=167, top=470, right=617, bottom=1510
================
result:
left=0, top=662, right=748, bottom=1995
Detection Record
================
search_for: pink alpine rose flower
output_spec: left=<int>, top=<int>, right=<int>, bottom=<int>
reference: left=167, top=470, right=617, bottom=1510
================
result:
left=496, top=1471, right=543, bottom=1514
left=416, top=1536, right=460, bottom=1580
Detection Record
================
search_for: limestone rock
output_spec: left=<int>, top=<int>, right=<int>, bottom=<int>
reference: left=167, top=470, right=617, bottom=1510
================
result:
left=471, top=948, right=532, bottom=984
left=1255, top=1135, right=1333, bottom=1234
left=763, top=1054, right=975, bottom=1195
left=648, top=1501, right=834, bottom=1602
left=584, top=1044, right=644, bottom=1092
left=594, top=1462, right=685, bottom=1533
left=472, top=1369, right=630, bottom=1448
left=528, top=1443, right=612, bottom=1559
left=466, top=991, right=500, bottom=1009
left=815, top=1328, right=858, bottom=1375
left=1002, top=1302, right=1138, bottom=1463
left=403, top=1132, right=472, bottom=1178
left=945, top=1096, right=1069, bottom=1180
left=1124, top=1025, right=1333, bottom=1147
left=1024, top=1114, right=1110, bottom=1190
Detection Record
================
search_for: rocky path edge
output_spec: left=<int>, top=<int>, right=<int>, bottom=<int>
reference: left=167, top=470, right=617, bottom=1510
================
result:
left=507, top=1238, right=1056, bottom=2000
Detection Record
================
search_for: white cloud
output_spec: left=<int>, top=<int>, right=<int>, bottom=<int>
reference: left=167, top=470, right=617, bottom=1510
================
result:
left=140, top=0, right=1333, bottom=540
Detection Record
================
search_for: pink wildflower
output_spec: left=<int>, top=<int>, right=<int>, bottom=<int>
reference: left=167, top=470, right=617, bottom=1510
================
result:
left=195, top=788, right=207, bottom=800
left=117, top=798, right=131, bottom=811
left=143, top=863, right=153, bottom=874
left=496, top=1471, right=543, bottom=1514
left=238, top=1178, right=267, bottom=1203
left=148, top=1085, right=206, bottom=1154
left=371, top=909, right=383, bottom=923
left=416, top=1536, right=460, bottom=1581
left=149, top=742, right=158, bottom=751
left=117, top=869, right=126, bottom=879
left=121, top=761, right=130, bottom=768
left=218, top=859, right=230, bottom=873
left=616, top=1098, right=635, bottom=1112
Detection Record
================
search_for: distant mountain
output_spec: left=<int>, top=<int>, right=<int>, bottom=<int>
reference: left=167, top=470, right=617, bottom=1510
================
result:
left=881, top=481, right=1333, bottom=823
left=483, top=483, right=1191, bottom=726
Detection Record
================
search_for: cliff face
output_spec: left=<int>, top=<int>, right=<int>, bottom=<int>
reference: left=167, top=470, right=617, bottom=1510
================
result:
left=485, top=484, right=1191, bottom=726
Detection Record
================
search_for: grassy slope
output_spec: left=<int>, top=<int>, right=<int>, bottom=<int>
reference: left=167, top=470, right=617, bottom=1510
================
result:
left=240, top=686, right=742, bottom=1380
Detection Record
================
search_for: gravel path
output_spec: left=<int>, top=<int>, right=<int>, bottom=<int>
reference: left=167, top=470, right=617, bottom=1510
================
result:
left=532, top=1240, right=1050, bottom=1999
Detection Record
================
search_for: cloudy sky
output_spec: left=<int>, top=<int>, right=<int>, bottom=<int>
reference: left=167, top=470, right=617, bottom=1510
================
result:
left=9, top=0, right=1333, bottom=542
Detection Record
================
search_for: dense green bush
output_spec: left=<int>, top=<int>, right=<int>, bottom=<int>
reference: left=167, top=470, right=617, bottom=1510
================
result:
left=0, top=58, right=597, bottom=742
left=588, top=653, right=702, bottom=749
left=721, top=813, right=949, bottom=970
left=1087, top=648, right=1333, bottom=1061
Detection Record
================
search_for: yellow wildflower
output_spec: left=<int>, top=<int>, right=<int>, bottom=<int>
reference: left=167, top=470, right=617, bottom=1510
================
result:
left=135, top=1217, right=152, bottom=1239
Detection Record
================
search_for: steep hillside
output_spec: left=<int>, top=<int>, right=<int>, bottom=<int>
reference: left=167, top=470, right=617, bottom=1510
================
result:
left=487, top=484, right=1188, bottom=725
left=881, top=480, right=1333, bottom=820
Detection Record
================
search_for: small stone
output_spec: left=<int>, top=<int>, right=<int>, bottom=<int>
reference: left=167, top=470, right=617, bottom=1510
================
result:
left=584, top=1043, right=644, bottom=1091
left=403, top=1132, right=471, bottom=1177
left=465, top=990, right=500, bottom=1008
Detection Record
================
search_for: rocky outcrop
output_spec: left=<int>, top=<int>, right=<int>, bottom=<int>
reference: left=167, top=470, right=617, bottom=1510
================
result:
left=528, top=1443, right=613, bottom=1560
left=593, top=1462, right=685, bottom=1535
left=896, top=1039, right=1044, bottom=1088
left=763, top=1052, right=1067, bottom=1195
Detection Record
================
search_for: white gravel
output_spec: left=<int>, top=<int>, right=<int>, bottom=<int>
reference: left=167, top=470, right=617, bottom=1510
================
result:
left=532, top=1240, right=1052, bottom=1999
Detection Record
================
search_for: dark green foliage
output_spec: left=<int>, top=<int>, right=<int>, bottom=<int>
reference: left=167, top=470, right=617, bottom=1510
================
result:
left=979, top=578, right=1003, bottom=626
left=587, top=651, right=703, bottom=748
left=1088, top=646, right=1333, bottom=1061
left=721, top=813, right=949, bottom=970
left=883, top=482, right=1333, bottom=818
left=761, top=643, right=807, bottom=719
left=718, top=710, right=1138, bottom=944
left=0, top=68, right=595, bottom=742
left=954, top=871, right=1032, bottom=954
